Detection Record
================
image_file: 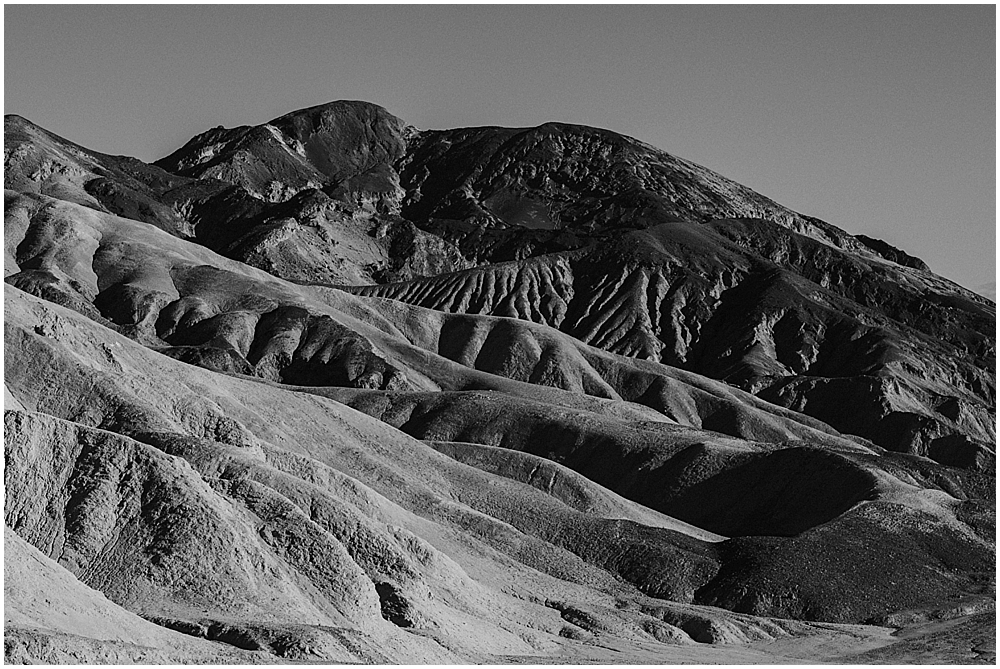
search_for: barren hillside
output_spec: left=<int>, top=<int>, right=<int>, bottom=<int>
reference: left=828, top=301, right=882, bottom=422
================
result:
left=4, top=102, right=994, bottom=664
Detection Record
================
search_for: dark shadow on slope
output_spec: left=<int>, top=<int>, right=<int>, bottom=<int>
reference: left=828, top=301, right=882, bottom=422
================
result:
left=656, top=447, right=880, bottom=537
left=696, top=500, right=995, bottom=624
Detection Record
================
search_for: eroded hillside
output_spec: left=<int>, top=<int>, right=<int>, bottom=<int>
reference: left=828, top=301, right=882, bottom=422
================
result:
left=3, top=103, right=994, bottom=664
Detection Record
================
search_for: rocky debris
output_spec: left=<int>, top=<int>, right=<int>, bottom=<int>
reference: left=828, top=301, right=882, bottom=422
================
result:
left=221, top=188, right=474, bottom=286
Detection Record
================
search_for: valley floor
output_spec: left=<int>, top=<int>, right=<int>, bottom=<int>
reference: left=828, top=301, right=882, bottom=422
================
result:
left=490, top=611, right=995, bottom=665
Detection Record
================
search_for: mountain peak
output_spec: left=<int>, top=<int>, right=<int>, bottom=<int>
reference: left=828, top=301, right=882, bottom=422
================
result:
left=271, top=99, right=402, bottom=123
left=5, top=113, right=33, bottom=126
left=153, top=99, right=408, bottom=204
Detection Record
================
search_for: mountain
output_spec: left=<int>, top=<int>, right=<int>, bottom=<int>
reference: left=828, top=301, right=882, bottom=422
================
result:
left=3, top=101, right=994, bottom=664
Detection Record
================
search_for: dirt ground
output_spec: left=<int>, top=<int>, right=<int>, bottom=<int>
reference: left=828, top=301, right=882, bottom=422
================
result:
left=488, top=610, right=996, bottom=665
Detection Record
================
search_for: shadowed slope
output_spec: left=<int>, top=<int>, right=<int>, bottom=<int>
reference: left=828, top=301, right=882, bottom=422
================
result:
left=318, top=386, right=992, bottom=536
left=698, top=496, right=994, bottom=624
left=395, top=121, right=867, bottom=252
left=348, top=218, right=994, bottom=466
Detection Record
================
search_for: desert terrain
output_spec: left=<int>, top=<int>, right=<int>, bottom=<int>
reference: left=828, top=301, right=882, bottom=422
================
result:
left=4, top=102, right=994, bottom=663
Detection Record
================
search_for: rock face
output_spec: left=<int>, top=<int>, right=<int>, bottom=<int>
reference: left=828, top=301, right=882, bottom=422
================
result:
left=3, top=103, right=994, bottom=664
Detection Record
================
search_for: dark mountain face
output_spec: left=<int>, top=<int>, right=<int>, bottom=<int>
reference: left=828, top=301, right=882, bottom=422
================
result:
left=4, top=101, right=994, bottom=663
left=398, top=122, right=837, bottom=239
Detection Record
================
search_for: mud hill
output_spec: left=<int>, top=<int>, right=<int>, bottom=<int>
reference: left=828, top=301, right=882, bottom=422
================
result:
left=3, top=102, right=995, bottom=664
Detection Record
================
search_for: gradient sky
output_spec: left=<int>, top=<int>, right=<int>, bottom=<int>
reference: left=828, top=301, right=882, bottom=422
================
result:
left=5, top=5, right=995, bottom=294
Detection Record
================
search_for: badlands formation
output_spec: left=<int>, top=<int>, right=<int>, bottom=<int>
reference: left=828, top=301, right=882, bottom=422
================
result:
left=3, top=102, right=995, bottom=663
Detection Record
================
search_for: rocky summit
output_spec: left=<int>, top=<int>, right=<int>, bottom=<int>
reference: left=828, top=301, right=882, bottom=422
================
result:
left=4, top=101, right=995, bottom=664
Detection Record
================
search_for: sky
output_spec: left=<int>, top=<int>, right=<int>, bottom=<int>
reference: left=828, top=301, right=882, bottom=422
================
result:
left=5, top=5, right=995, bottom=294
